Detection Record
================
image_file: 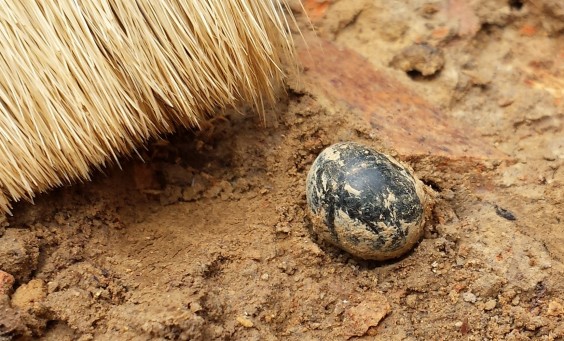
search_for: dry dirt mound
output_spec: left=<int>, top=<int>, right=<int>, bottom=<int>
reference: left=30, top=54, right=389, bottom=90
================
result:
left=1, top=0, right=563, bottom=339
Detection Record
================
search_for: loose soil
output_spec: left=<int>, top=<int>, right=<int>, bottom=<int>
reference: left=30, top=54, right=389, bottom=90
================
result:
left=1, top=0, right=563, bottom=340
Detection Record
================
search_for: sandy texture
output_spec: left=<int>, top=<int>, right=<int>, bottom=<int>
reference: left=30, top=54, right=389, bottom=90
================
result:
left=1, top=0, right=563, bottom=339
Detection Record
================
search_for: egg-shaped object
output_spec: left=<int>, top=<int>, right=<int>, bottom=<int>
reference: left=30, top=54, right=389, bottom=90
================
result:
left=306, top=142, right=427, bottom=260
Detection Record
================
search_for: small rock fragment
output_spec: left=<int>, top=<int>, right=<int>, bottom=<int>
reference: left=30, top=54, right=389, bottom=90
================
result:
left=390, top=43, right=445, bottom=77
left=237, top=316, right=254, bottom=328
left=405, top=294, right=418, bottom=308
left=0, top=295, right=25, bottom=336
left=0, top=229, right=39, bottom=282
left=275, top=222, right=291, bottom=235
left=11, top=279, right=46, bottom=311
left=342, top=293, right=391, bottom=338
left=547, top=300, right=563, bottom=317
left=189, top=302, right=202, bottom=313
left=484, top=299, right=497, bottom=311
left=449, top=290, right=459, bottom=303
left=0, top=270, right=15, bottom=295
left=462, top=292, right=477, bottom=303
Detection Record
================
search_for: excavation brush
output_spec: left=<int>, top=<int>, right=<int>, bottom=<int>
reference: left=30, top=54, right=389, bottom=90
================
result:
left=0, top=0, right=295, bottom=213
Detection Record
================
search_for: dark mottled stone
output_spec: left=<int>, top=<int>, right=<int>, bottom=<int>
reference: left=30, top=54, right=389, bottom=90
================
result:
left=306, top=142, right=426, bottom=260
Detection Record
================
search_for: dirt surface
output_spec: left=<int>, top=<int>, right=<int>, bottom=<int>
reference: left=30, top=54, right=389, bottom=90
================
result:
left=1, top=0, right=563, bottom=340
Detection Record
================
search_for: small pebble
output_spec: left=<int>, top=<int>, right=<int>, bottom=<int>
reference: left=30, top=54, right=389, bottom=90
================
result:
left=306, top=142, right=428, bottom=260
left=406, top=294, right=418, bottom=308
left=11, top=279, right=46, bottom=310
left=47, top=281, right=59, bottom=293
left=237, top=316, right=254, bottom=328
left=484, top=299, right=497, bottom=311
left=275, top=222, right=291, bottom=234
left=390, top=43, right=445, bottom=77
left=462, top=292, right=477, bottom=303
left=0, top=270, right=15, bottom=295
left=546, top=300, right=563, bottom=317
left=342, top=293, right=391, bottom=338
left=189, top=302, right=202, bottom=313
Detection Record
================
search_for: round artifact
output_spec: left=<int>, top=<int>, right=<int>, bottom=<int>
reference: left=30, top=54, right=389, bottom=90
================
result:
left=305, top=142, right=427, bottom=260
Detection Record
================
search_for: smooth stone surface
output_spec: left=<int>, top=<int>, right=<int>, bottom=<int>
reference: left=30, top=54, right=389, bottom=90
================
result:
left=306, top=142, right=427, bottom=260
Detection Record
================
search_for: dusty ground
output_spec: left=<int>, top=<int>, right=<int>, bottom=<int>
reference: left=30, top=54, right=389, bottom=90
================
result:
left=1, top=0, right=563, bottom=340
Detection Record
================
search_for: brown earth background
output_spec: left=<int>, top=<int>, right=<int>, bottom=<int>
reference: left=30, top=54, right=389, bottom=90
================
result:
left=1, top=0, right=563, bottom=340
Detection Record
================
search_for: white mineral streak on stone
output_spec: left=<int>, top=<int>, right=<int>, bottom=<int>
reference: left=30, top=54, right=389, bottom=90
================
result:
left=321, top=173, right=329, bottom=192
left=326, top=210, right=402, bottom=260
left=324, top=147, right=341, bottom=161
left=311, top=177, right=427, bottom=260
left=344, top=183, right=361, bottom=196
left=384, top=190, right=396, bottom=210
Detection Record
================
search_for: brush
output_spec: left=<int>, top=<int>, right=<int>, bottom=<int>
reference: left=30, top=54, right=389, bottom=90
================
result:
left=0, top=0, right=296, bottom=213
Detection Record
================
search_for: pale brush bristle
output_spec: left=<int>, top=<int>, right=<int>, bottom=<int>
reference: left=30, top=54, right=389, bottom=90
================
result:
left=0, top=0, right=295, bottom=213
